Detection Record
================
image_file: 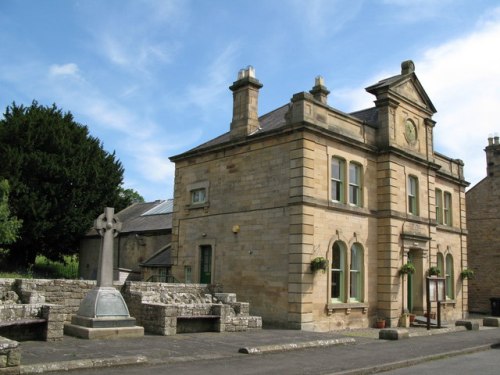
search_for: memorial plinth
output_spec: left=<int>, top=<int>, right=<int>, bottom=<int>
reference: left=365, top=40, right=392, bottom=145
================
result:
left=64, top=207, right=144, bottom=339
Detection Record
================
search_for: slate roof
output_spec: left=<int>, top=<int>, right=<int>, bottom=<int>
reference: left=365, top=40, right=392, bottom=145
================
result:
left=349, top=107, right=379, bottom=127
left=85, top=200, right=173, bottom=236
left=140, top=244, right=172, bottom=267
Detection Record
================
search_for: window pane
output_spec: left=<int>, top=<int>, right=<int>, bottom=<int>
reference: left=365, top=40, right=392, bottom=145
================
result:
left=444, top=192, right=452, bottom=225
left=331, top=242, right=345, bottom=301
left=349, top=163, right=361, bottom=206
left=350, top=244, right=363, bottom=301
left=435, top=189, right=442, bottom=224
left=446, top=254, right=454, bottom=299
left=331, top=158, right=344, bottom=202
left=437, top=253, right=444, bottom=276
left=408, top=176, right=418, bottom=215
left=191, top=188, right=206, bottom=204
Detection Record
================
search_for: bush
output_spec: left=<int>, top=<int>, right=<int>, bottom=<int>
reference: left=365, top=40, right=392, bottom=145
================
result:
left=31, top=255, right=79, bottom=279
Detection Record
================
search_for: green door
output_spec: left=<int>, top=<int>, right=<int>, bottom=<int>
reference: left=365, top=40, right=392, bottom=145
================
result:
left=199, top=245, right=212, bottom=284
left=407, top=255, right=414, bottom=312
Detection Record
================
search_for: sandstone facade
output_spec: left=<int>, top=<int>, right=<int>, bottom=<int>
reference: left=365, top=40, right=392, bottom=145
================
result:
left=169, top=62, right=469, bottom=330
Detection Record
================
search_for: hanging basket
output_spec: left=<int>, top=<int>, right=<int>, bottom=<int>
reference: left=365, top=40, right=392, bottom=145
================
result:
left=310, top=257, right=328, bottom=273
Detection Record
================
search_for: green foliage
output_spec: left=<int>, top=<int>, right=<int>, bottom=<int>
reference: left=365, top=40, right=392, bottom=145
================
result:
left=399, top=262, right=416, bottom=275
left=0, top=101, right=125, bottom=269
left=116, top=187, right=145, bottom=212
left=0, top=255, right=78, bottom=279
left=460, top=268, right=474, bottom=280
left=310, top=256, right=328, bottom=273
left=428, top=266, right=441, bottom=276
left=0, top=179, right=22, bottom=258
left=32, top=255, right=79, bottom=279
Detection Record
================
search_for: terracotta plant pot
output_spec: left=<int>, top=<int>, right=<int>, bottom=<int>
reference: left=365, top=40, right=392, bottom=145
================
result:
left=375, top=320, right=386, bottom=329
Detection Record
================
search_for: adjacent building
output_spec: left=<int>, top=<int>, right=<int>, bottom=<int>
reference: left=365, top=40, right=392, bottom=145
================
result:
left=169, top=61, right=469, bottom=330
left=466, top=136, right=500, bottom=314
left=79, top=200, right=173, bottom=281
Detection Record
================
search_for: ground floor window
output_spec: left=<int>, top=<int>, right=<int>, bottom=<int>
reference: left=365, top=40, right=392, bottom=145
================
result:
left=445, top=254, right=454, bottom=299
left=330, top=240, right=364, bottom=303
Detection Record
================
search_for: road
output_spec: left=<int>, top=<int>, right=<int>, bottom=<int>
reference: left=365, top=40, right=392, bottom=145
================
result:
left=53, top=330, right=500, bottom=375
left=383, top=346, right=500, bottom=374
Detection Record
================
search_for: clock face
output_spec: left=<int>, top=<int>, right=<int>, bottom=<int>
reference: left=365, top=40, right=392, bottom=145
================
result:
left=405, top=119, right=417, bottom=144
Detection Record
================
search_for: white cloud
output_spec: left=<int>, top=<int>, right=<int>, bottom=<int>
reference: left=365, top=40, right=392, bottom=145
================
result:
left=49, top=63, right=81, bottom=78
left=337, top=7, right=500, bottom=188
left=290, top=0, right=363, bottom=37
left=177, top=43, right=239, bottom=115
left=417, top=8, right=500, bottom=186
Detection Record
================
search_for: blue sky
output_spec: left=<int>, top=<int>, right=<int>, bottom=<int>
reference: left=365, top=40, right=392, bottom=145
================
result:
left=1, top=0, right=499, bottom=201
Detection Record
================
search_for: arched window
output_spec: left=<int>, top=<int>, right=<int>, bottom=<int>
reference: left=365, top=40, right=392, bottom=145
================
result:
left=331, top=242, right=346, bottom=302
left=350, top=243, right=364, bottom=302
left=445, top=254, right=454, bottom=299
left=437, top=252, right=444, bottom=276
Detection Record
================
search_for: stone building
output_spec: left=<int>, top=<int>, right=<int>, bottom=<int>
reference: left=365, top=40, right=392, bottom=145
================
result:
left=169, top=61, right=469, bottom=330
left=466, top=135, right=500, bottom=314
left=79, top=200, right=172, bottom=281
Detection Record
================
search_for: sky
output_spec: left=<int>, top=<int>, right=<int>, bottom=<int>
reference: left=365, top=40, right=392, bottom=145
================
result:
left=1, top=0, right=499, bottom=201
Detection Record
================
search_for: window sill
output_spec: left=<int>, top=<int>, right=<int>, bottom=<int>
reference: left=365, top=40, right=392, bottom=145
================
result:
left=326, top=302, right=368, bottom=315
left=186, top=202, right=210, bottom=210
left=440, top=299, right=456, bottom=308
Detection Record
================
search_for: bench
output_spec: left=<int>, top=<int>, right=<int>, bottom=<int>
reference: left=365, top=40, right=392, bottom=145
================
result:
left=0, top=304, right=64, bottom=341
left=122, top=282, right=262, bottom=336
left=0, top=318, right=47, bottom=341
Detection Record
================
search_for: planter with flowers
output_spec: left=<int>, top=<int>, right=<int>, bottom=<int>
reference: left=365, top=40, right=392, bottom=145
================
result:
left=399, top=262, right=416, bottom=275
left=460, top=268, right=475, bottom=280
left=310, top=257, right=328, bottom=273
left=428, top=266, right=441, bottom=277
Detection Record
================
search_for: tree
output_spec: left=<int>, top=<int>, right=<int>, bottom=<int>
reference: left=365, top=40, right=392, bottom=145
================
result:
left=0, top=179, right=22, bottom=259
left=116, top=187, right=145, bottom=212
left=0, top=101, right=126, bottom=269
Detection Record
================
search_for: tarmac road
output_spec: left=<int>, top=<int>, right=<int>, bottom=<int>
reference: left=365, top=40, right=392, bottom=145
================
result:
left=36, top=328, right=499, bottom=375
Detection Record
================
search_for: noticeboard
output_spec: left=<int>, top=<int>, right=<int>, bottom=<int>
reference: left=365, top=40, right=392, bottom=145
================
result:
left=427, top=277, right=446, bottom=302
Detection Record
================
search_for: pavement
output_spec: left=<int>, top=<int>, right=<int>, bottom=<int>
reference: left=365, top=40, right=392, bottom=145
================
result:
left=14, top=317, right=500, bottom=374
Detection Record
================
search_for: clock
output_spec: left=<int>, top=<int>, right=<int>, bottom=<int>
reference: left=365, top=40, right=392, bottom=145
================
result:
left=405, top=119, right=417, bottom=144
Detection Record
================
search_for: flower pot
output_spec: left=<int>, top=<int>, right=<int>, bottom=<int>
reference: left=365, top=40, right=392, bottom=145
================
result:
left=409, top=314, right=416, bottom=324
left=375, top=320, right=386, bottom=329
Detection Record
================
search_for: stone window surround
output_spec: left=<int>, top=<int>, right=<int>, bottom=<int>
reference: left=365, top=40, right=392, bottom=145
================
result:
left=186, top=181, right=210, bottom=209
left=325, top=235, right=367, bottom=314
left=327, top=147, right=366, bottom=208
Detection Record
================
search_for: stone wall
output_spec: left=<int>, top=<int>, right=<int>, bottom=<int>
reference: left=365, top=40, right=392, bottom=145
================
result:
left=467, top=159, right=500, bottom=312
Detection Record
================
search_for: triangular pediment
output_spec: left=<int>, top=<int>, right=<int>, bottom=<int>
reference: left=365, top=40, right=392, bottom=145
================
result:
left=366, top=71, right=437, bottom=114
left=394, top=79, right=426, bottom=108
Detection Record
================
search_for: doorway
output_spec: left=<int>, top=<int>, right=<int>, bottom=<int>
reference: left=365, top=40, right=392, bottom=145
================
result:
left=199, top=245, right=212, bottom=284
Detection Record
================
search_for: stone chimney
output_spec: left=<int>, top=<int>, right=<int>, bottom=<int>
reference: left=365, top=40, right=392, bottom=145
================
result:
left=309, top=76, right=330, bottom=105
left=486, top=133, right=500, bottom=177
left=229, top=66, right=263, bottom=138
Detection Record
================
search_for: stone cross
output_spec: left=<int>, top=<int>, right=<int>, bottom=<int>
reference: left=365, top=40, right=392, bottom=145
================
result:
left=94, top=207, right=121, bottom=288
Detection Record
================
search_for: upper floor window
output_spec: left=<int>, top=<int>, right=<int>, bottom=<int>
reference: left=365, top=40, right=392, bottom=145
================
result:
left=349, top=162, right=362, bottom=207
left=191, top=188, right=206, bottom=204
left=408, top=176, right=419, bottom=215
left=331, top=157, right=345, bottom=203
left=435, top=189, right=443, bottom=224
left=443, top=192, right=452, bottom=226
